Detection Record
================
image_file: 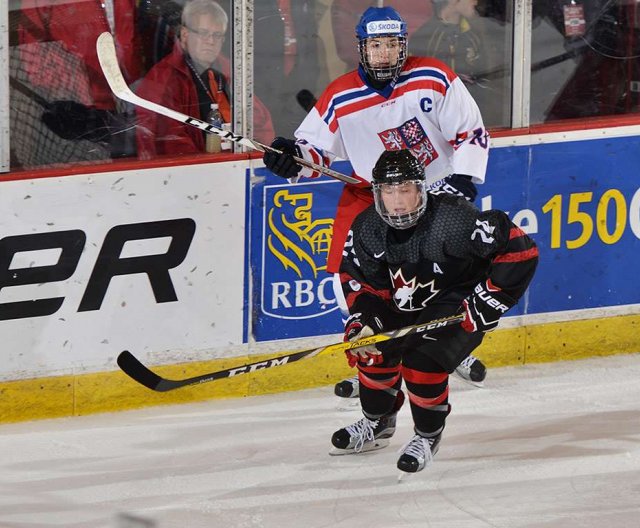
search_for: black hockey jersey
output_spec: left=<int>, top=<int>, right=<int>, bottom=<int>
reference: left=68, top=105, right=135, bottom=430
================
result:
left=340, top=192, right=538, bottom=322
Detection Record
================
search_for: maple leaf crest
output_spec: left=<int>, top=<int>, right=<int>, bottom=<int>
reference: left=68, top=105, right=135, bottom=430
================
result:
left=390, top=268, right=440, bottom=311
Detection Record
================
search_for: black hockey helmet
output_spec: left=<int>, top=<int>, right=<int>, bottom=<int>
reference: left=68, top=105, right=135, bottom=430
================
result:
left=372, top=150, right=427, bottom=229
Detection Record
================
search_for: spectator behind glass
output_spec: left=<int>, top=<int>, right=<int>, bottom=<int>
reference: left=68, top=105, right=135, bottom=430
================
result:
left=410, top=0, right=502, bottom=126
left=266, top=0, right=329, bottom=136
left=411, top=0, right=486, bottom=83
left=17, top=0, right=142, bottom=158
left=534, top=0, right=640, bottom=122
left=135, top=0, right=275, bottom=159
left=331, top=0, right=433, bottom=72
left=137, top=0, right=230, bottom=70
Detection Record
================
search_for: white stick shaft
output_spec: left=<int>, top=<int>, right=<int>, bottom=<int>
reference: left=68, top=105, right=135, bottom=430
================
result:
left=96, top=32, right=359, bottom=184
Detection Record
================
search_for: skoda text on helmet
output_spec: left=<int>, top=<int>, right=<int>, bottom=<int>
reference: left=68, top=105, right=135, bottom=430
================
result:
left=356, top=7, right=408, bottom=84
left=372, top=150, right=427, bottom=229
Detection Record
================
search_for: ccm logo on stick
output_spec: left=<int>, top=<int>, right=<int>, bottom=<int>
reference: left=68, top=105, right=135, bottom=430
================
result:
left=0, top=218, right=196, bottom=321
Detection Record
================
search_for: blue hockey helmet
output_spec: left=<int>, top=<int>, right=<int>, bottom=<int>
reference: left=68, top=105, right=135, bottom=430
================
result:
left=356, top=7, right=408, bottom=84
left=356, top=6, right=408, bottom=40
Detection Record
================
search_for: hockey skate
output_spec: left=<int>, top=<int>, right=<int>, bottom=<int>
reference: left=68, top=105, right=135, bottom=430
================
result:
left=453, top=354, right=486, bottom=387
left=334, top=375, right=359, bottom=398
left=397, top=432, right=441, bottom=475
left=330, top=391, right=404, bottom=455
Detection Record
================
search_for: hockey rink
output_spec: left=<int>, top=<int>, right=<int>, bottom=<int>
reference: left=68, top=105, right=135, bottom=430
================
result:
left=1, top=353, right=640, bottom=528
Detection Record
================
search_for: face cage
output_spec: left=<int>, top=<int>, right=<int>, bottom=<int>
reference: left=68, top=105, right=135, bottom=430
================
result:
left=358, top=37, right=407, bottom=83
left=373, top=180, right=427, bottom=230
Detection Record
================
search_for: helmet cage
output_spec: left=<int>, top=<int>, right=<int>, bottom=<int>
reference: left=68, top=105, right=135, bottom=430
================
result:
left=373, top=179, right=427, bottom=229
left=358, top=37, right=407, bottom=83
left=355, top=6, right=408, bottom=84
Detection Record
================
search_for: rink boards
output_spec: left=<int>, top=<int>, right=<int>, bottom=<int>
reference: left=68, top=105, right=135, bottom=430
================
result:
left=1, top=129, right=639, bottom=422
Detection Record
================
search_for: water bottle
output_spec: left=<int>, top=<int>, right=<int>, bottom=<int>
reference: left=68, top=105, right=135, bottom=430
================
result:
left=221, top=122, right=232, bottom=151
left=205, top=103, right=223, bottom=153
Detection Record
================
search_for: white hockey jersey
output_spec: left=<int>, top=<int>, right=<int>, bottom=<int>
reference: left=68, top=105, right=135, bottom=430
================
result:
left=294, top=56, right=490, bottom=185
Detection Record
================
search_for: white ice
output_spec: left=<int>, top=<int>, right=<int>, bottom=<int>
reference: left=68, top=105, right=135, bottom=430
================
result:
left=1, top=353, right=640, bottom=528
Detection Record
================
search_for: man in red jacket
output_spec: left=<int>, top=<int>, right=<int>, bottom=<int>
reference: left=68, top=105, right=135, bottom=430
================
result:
left=136, top=0, right=274, bottom=158
left=19, top=0, right=140, bottom=111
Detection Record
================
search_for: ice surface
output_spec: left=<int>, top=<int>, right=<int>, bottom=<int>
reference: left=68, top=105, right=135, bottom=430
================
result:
left=1, top=354, right=640, bottom=528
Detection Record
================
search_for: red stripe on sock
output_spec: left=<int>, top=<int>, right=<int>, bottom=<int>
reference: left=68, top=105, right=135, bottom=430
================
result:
left=401, top=366, right=448, bottom=384
left=407, top=386, right=449, bottom=409
left=359, top=372, right=401, bottom=391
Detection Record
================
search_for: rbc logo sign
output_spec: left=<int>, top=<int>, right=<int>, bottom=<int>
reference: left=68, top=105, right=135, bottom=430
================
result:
left=264, top=188, right=336, bottom=318
left=251, top=176, right=344, bottom=341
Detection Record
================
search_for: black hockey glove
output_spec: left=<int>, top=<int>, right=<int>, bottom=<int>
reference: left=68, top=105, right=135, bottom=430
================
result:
left=461, top=279, right=516, bottom=333
left=42, top=100, right=111, bottom=143
left=263, top=137, right=303, bottom=179
left=439, top=174, right=478, bottom=202
left=343, top=313, right=384, bottom=367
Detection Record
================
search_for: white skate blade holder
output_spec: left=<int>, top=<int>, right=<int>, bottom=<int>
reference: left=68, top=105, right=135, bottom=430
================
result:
left=328, top=438, right=390, bottom=456
left=452, top=368, right=485, bottom=388
left=335, top=398, right=361, bottom=412
left=397, top=469, right=423, bottom=482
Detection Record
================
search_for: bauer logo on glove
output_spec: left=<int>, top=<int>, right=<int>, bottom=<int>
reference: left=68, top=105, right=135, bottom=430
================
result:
left=343, top=313, right=384, bottom=367
left=461, top=279, right=515, bottom=333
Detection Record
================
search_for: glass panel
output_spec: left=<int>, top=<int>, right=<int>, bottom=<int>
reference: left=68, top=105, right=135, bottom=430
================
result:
left=135, top=0, right=238, bottom=158
left=9, top=0, right=135, bottom=170
left=531, top=1, right=640, bottom=124
left=254, top=0, right=513, bottom=138
left=253, top=0, right=330, bottom=138
left=7, top=0, right=244, bottom=171
left=408, top=0, right=513, bottom=128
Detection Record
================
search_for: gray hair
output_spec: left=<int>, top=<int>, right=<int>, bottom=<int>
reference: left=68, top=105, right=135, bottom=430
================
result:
left=182, top=0, right=228, bottom=30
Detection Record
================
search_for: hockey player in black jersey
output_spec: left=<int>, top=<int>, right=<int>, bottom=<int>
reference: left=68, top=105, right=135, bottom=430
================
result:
left=330, top=149, right=538, bottom=474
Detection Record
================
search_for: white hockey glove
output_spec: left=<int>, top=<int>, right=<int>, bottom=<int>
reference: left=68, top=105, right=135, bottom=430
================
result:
left=343, top=313, right=384, bottom=367
left=461, top=279, right=516, bottom=333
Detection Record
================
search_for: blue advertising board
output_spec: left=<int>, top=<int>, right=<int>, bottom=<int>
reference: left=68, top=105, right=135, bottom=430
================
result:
left=250, top=166, right=347, bottom=341
left=485, top=135, right=640, bottom=314
left=250, top=136, right=640, bottom=342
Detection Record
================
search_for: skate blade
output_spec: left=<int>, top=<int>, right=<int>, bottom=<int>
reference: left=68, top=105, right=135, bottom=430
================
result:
left=397, top=467, right=424, bottom=482
left=329, top=438, right=390, bottom=456
left=336, top=399, right=361, bottom=412
left=452, top=372, right=485, bottom=388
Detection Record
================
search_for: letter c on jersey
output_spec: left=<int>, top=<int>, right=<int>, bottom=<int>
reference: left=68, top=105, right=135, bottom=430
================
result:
left=420, top=97, right=433, bottom=113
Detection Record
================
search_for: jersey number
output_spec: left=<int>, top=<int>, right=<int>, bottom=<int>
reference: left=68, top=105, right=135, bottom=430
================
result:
left=471, top=219, right=496, bottom=244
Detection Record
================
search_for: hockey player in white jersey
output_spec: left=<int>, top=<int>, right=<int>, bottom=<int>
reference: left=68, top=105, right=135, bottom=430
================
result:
left=263, top=6, right=490, bottom=395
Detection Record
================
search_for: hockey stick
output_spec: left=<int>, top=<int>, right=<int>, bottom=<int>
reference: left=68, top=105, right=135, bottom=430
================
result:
left=117, top=314, right=464, bottom=392
left=96, top=32, right=359, bottom=185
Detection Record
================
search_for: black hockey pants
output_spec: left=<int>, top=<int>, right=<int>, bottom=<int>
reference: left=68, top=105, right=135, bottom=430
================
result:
left=357, top=295, right=484, bottom=436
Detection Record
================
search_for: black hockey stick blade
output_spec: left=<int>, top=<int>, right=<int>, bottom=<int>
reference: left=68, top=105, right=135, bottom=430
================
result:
left=116, top=314, right=464, bottom=392
left=117, top=351, right=167, bottom=391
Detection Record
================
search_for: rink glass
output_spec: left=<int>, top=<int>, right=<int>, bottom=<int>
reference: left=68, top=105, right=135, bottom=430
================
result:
left=3, top=1, right=640, bottom=172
